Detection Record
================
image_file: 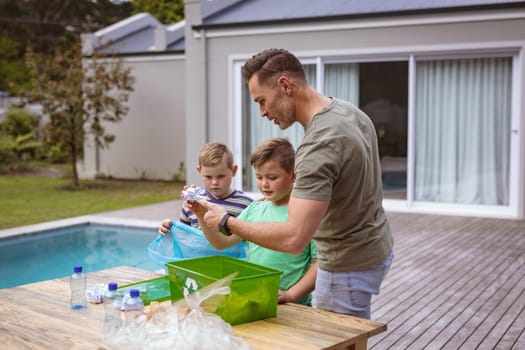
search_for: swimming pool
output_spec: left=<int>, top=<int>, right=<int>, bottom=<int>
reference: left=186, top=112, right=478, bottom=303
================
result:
left=0, top=224, right=161, bottom=289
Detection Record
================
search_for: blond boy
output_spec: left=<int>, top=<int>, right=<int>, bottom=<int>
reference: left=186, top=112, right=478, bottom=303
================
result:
left=159, top=142, right=252, bottom=232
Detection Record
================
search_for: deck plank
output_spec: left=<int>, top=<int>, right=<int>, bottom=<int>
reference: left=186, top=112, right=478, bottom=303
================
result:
left=401, top=257, right=522, bottom=350
left=510, top=318, right=525, bottom=350
left=380, top=247, right=517, bottom=349
left=475, top=276, right=525, bottom=350
left=369, top=213, right=525, bottom=350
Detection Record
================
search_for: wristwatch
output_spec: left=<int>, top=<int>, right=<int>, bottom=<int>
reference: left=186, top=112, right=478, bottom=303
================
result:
left=219, top=213, right=233, bottom=236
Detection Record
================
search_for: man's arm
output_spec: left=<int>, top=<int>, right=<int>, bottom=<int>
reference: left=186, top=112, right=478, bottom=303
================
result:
left=201, top=196, right=328, bottom=254
left=187, top=200, right=243, bottom=249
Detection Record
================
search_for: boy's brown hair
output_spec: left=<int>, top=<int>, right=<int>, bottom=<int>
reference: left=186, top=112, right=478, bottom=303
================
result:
left=198, top=142, right=234, bottom=168
left=250, top=137, right=295, bottom=173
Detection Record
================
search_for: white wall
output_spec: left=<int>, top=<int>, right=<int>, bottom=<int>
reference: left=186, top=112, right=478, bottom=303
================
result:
left=80, top=55, right=186, bottom=181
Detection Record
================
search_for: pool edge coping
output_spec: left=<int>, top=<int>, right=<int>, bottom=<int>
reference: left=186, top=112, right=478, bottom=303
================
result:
left=0, top=216, right=160, bottom=240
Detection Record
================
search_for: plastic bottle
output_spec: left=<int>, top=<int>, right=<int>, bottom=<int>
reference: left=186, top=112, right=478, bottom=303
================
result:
left=122, top=288, right=144, bottom=327
left=70, top=265, right=87, bottom=309
left=103, top=282, right=122, bottom=338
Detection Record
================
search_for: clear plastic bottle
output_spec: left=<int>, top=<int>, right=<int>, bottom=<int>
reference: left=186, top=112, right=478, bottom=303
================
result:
left=103, top=282, right=122, bottom=338
left=70, top=265, right=87, bottom=309
left=122, top=288, right=144, bottom=327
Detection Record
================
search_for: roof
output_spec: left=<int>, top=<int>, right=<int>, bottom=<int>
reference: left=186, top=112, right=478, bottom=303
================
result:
left=82, top=1, right=525, bottom=56
left=196, top=0, right=525, bottom=29
left=80, top=1, right=240, bottom=56
left=81, top=13, right=185, bottom=56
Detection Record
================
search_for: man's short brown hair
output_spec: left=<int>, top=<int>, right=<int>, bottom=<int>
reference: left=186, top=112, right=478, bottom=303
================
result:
left=241, top=48, right=306, bottom=86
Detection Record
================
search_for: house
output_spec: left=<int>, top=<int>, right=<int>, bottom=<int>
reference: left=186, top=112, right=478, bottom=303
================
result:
left=80, top=13, right=186, bottom=181
left=81, top=0, right=525, bottom=219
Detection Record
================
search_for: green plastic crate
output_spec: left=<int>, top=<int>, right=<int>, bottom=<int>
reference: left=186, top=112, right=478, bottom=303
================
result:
left=165, top=255, right=282, bottom=325
left=118, top=275, right=171, bottom=306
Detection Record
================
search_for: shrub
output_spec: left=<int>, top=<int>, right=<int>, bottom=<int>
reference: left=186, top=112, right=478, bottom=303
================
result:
left=0, top=134, right=17, bottom=163
left=0, top=107, right=43, bottom=162
left=46, top=144, right=68, bottom=163
left=4, top=107, right=39, bottom=137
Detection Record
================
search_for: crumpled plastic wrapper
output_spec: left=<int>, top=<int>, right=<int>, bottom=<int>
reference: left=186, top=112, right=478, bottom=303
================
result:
left=182, top=187, right=206, bottom=201
left=105, top=272, right=251, bottom=350
left=88, top=283, right=107, bottom=304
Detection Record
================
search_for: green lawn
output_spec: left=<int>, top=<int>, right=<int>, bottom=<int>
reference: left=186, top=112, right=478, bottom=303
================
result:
left=0, top=176, right=184, bottom=230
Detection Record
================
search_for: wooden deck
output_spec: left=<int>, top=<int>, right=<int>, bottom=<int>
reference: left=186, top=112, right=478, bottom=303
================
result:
left=369, top=212, right=525, bottom=350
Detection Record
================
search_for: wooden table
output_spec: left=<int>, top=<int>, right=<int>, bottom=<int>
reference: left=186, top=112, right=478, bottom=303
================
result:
left=0, top=266, right=386, bottom=349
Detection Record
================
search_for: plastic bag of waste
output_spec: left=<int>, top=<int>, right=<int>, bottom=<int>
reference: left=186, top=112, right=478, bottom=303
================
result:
left=148, top=221, right=247, bottom=268
left=105, top=272, right=251, bottom=350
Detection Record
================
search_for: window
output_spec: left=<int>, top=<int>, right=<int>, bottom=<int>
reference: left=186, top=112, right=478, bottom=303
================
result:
left=359, top=62, right=409, bottom=200
left=241, top=65, right=315, bottom=191
left=237, top=50, right=516, bottom=212
left=414, top=57, right=512, bottom=205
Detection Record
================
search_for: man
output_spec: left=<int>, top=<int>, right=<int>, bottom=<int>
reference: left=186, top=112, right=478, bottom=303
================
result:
left=200, top=48, right=394, bottom=319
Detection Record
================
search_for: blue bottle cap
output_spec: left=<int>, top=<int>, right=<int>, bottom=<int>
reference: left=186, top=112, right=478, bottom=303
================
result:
left=108, top=282, right=118, bottom=291
left=73, top=265, right=83, bottom=273
left=130, top=289, right=140, bottom=298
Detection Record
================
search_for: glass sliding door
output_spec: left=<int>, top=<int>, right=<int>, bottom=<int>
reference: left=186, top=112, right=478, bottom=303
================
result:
left=324, top=63, right=360, bottom=105
left=241, top=65, right=315, bottom=192
left=414, top=57, right=512, bottom=205
left=323, top=61, right=409, bottom=199
left=236, top=52, right=515, bottom=213
left=359, top=62, right=409, bottom=199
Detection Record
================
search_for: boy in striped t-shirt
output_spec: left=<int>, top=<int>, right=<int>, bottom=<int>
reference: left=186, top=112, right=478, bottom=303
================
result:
left=159, top=142, right=252, bottom=231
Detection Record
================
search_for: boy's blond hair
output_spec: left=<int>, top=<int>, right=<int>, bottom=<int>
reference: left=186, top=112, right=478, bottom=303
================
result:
left=250, top=137, right=295, bottom=173
left=198, top=142, right=234, bottom=168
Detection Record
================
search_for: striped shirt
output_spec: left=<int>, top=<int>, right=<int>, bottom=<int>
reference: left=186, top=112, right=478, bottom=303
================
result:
left=180, top=188, right=253, bottom=229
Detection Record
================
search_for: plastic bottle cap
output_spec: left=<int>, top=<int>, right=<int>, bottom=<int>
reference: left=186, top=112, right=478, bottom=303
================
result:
left=130, top=289, right=140, bottom=298
left=74, top=265, right=83, bottom=273
left=108, top=282, right=118, bottom=291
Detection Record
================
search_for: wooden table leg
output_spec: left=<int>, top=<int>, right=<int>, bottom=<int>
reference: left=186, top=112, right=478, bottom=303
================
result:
left=353, top=338, right=368, bottom=350
left=329, top=334, right=368, bottom=350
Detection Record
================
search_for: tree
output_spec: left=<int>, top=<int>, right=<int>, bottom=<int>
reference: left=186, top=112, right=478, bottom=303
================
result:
left=132, top=0, right=184, bottom=24
left=83, top=47, right=135, bottom=180
left=0, top=0, right=132, bottom=95
left=0, top=35, right=30, bottom=94
left=25, top=38, right=134, bottom=188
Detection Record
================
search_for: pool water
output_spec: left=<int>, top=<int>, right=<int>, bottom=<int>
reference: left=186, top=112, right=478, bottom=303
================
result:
left=0, top=224, right=161, bottom=289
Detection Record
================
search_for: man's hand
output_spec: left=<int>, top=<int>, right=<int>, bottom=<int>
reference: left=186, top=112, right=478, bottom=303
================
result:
left=185, top=199, right=208, bottom=218
left=158, top=218, right=172, bottom=236
left=200, top=201, right=228, bottom=230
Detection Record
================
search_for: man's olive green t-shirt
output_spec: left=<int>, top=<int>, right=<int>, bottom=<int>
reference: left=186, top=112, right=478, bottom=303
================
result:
left=292, top=98, right=393, bottom=272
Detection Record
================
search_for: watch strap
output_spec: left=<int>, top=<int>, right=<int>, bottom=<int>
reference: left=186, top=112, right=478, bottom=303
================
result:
left=219, top=213, right=233, bottom=236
